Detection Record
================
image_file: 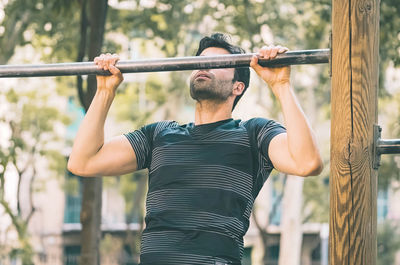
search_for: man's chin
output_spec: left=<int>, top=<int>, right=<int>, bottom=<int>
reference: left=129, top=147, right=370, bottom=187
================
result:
left=190, top=91, right=214, bottom=101
left=191, top=89, right=230, bottom=102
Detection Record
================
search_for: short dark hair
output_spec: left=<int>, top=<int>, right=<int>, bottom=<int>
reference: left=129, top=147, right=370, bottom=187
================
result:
left=195, top=33, right=250, bottom=110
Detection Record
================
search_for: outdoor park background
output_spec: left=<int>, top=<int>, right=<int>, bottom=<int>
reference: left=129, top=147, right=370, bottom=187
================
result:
left=0, top=0, right=399, bottom=264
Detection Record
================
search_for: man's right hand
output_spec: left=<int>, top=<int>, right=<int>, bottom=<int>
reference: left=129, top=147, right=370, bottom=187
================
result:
left=68, top=53, right=138, bottom=177
left=94, top=53, right=124, bottom=93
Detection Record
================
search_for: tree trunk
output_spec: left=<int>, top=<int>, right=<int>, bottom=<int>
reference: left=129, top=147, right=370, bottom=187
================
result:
left=0, top=9, right=33, bottom=64
left=78, top=1, right=108, bottom=265
left=278, top=175, right=304, bottom=265
left=80, top=178, right=103, bottom=265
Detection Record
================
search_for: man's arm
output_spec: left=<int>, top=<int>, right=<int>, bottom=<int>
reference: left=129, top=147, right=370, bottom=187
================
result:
left=251, top=46, right=323, bottom=177
left=67, top=54, right=138, bottom=177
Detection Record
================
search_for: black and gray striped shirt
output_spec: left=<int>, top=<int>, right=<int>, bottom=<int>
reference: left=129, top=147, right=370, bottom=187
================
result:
left=125, top=118, right=286, bottom=265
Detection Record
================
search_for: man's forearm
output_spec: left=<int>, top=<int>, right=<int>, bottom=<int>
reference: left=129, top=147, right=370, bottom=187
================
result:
left=68, top=90, right=115, bottom=173
left=274, top=83, right=321, bottom=168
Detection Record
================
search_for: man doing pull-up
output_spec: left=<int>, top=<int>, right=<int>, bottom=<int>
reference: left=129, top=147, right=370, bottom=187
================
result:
left=68, top=33, right=323, bottom=265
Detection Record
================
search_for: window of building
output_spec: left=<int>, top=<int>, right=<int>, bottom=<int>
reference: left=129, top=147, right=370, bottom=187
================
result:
left=64, top=170, right=82, bottom=224
left=266, top=244, right=280, bottom=265
left=64, top=245, right=80, bottom=265
left=269, top=174, right=284, bottom=225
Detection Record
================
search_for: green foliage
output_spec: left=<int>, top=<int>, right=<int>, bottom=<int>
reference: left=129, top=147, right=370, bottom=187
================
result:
left=302, top=173, right=330, bottom=223
left=119, top=171, right=147, bottom=224
left=64, top=173, right=81, bottom=196
left=378, top=221, right=400, bottom=265
left=380, top=0, right=400, bottom=67
left=0, top=86, right=70, bottom=263
left=10, top=243, right=34, bottom=265
left=378, top=156, right=400, bottom=190
left=378, top=92, right=400, bottom=189
left=100, top=233, right=123, bottom=262
left=0, top=0, right=79, bottom=64
left=146, top=78, right=167, bottom=104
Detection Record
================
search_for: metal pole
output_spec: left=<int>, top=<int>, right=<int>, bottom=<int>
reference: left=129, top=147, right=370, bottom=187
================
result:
left=0, top=49, right=329, bottom=78
left=377, top=139, right=400, bottom=155
left=373, top=125, right=400, bottom=169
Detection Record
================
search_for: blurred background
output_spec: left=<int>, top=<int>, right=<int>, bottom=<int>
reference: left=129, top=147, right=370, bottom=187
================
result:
left=0, top=0, right=399, bottom=264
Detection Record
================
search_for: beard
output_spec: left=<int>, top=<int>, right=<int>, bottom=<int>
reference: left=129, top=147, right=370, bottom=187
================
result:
left=190, top=75, right=234, bottom=102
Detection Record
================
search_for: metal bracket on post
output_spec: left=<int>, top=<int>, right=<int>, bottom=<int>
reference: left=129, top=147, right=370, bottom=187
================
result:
left=373, top=124, right=400, bottom=169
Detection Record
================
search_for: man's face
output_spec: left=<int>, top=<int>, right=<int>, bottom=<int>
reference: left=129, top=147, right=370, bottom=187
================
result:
left=190, top=47, right=236, bottom=102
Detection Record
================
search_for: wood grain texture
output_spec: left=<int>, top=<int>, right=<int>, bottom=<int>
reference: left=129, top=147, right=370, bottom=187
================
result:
left=330, top=0, right=379, bottom=264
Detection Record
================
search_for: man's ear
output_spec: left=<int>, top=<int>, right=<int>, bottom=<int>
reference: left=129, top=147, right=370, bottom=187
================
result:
left=233, top=81, right=245, bottom=96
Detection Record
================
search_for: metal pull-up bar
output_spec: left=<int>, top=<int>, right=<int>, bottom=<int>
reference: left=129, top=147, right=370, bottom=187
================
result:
left=0, top=49, right=329, bottom=78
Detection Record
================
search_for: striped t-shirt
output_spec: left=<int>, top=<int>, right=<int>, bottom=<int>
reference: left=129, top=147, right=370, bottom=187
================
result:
left=124, top=118, right=286, bottom=265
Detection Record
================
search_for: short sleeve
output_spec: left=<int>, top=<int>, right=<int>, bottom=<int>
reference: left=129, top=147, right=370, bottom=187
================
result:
left=241, top=118, right=286, bottom=198
left=124, top=123, right=156, bottom=170
left=257, top=120, right=286, bottom=161
left=245, top=118, right=286, bottom=169
left=124, top=121, right=179, bottom=170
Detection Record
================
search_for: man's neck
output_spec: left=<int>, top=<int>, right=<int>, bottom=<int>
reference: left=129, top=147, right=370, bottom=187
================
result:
left=194, top=100, right=232, bottom=125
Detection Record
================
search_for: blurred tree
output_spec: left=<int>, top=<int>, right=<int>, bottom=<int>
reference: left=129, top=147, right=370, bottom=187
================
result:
left=380, top=0, right=400, bottom=68
left=377, top=221, right=400, bottom=265
left=0, top=0, right=78, bottom=64
left=0, top=0, right=107, bottom=263
left=72, top=0, right=109, bottom=264
left=0, top=88, right=68, bottom=264
left=0, top=0, right=39, bottom=64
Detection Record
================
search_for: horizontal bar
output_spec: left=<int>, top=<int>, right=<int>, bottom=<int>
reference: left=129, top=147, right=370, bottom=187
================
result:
left=377, top=139, right=400, bottom=154
left=0, top=49, right=329, bottom=78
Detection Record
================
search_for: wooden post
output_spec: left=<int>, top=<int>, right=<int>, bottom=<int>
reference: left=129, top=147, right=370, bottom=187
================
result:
left=330, top=0, right=379, bottom=264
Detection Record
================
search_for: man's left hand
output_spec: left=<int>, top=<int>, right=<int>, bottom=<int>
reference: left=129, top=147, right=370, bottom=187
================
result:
left=250, top=45, right=290, bottom=97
